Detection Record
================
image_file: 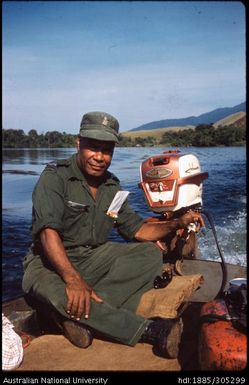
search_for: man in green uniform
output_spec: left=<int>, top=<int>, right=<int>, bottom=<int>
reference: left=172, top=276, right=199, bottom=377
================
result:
left=22, top=111, right=204, bottom=359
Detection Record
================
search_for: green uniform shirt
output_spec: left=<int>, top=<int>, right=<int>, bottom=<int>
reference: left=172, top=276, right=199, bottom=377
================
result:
left=32, top=154, right=145, bottom=249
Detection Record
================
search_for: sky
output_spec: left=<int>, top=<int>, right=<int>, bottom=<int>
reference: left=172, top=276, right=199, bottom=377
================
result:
left=2, top=1, right=246, bottom=134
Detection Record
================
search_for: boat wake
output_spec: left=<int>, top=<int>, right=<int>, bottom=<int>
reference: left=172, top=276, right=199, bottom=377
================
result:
left=198, top=210, right=246, bottom=267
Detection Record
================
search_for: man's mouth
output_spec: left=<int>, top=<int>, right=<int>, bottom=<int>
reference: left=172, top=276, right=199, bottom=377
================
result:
left=89, top=163, right=105, bottom=171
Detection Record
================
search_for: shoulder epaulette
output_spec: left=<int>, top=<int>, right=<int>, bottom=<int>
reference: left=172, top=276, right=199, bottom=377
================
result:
left=56, top=159, right=71, bottom=167
left=45, top=159, right=70, bottom=170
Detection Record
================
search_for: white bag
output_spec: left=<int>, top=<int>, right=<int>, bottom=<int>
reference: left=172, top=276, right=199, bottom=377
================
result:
left=2, top=314, right=23, bottom=371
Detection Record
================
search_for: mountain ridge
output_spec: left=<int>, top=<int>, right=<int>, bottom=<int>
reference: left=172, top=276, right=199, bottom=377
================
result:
left=129, top=101, right=246, bottom=132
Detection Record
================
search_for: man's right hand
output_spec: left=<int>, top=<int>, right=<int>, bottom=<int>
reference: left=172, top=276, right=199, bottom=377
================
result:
left=178, top=210, right=205, bottom=231
left=65, top=273, right=103, bottom=321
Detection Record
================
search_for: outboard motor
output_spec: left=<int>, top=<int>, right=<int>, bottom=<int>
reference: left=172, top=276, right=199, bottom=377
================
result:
left=139, top=149, right=209, bottom=286
left=139, top=149, right=208, bottom=215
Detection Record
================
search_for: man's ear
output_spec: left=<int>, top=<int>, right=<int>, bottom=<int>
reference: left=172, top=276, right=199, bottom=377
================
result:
left=76, top=136, right=80, bottom=150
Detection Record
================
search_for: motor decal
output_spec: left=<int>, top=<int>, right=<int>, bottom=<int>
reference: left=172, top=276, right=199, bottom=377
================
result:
left=145, top=167, right=173, bottom=179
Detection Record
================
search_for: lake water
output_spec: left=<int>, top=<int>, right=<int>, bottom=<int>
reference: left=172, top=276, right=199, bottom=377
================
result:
left=2, top=146, right=246, bottom=301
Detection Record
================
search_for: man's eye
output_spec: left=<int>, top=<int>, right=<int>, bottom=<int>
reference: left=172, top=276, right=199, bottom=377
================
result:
left=103, top=148, right=113, bottom=154
left=89, top=146, right=112, bottom=154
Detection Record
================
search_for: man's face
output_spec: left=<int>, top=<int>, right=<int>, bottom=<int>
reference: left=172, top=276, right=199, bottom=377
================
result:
left=77, top=137, right=115, bottom=178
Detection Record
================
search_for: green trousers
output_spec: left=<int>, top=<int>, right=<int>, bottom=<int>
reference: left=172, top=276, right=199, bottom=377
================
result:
left=22, top=241, right=163, bottom=346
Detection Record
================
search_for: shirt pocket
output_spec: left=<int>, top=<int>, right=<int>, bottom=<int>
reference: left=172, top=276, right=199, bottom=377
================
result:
left=63, top=200, right=89, bottom=227
left=94, top=211, right=116, bottom=245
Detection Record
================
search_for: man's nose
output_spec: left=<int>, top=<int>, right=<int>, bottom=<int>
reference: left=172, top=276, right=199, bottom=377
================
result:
left=93, top=150, right=104, bottom=160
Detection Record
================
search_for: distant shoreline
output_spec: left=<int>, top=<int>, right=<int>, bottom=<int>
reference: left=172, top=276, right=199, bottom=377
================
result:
left=2, top=142, right=246, bottom=150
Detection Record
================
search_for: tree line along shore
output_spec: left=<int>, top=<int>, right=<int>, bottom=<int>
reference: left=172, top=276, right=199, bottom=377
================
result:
left=2, top=123, right=245, bottom=148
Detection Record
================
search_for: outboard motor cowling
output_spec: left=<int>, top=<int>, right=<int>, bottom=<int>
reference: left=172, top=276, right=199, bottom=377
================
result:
left=139, top=150, right=208, bottom=214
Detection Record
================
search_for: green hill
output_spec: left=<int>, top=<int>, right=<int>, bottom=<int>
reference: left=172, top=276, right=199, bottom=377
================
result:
left=120, top=112, right=246, bottom=147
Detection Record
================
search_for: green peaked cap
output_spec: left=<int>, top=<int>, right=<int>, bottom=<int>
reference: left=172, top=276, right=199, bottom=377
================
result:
left=79, top=111, right=119, bottom=143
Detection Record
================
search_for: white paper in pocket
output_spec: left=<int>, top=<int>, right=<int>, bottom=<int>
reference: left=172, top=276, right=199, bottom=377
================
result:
left=106, top=191, right=130, bottom=218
